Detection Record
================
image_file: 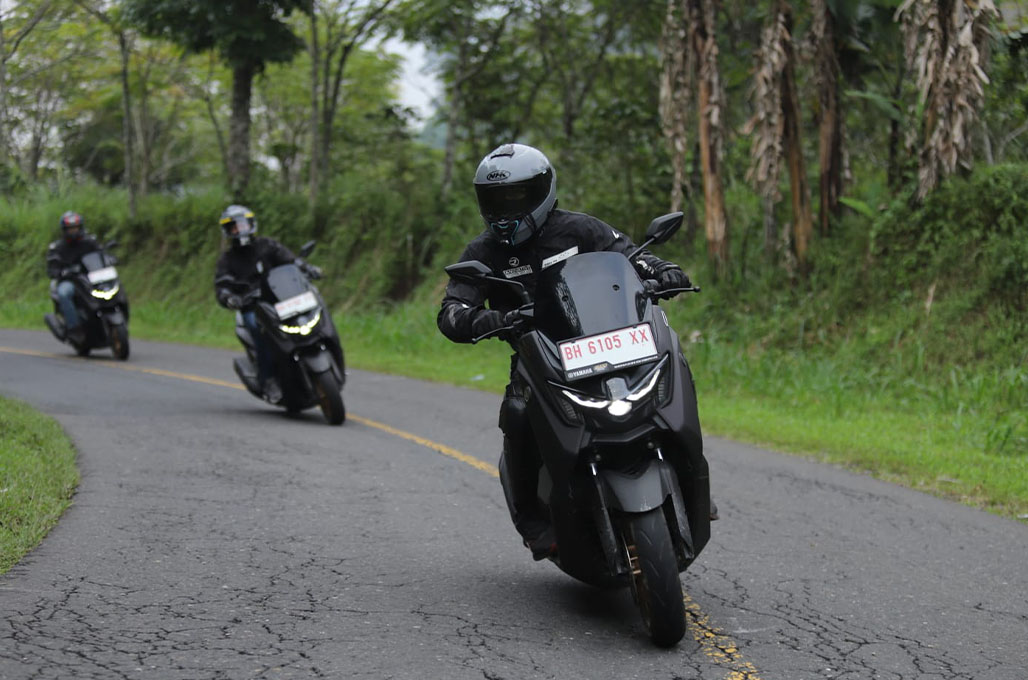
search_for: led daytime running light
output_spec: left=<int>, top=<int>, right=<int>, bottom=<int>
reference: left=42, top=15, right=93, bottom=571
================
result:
left=560, top=389, right=610, bottom=409
left=627, top=366, right=663, bottom=402
left=279, top=310, right=321, bottom=335
left=91, top=284, right=119, bottom=300
left=554, top=358, right=667, bottom=417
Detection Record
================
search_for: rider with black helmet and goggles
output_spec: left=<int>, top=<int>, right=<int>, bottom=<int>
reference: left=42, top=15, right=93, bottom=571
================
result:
left=437, top=143, right=694, bottom=560
left=46, top=211, right=100, bottom=343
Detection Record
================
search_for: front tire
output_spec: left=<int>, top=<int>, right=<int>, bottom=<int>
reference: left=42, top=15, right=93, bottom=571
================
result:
left=313, top=371, right=345, bottom=425
left=109, top=323, right=130, bottom=360
left=624, top=507, right=686, bottom=647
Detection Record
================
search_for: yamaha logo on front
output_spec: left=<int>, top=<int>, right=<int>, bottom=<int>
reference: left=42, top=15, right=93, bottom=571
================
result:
left=486, top=170, right=510, bottom=181
left=509, top=257, right=519, bottom=266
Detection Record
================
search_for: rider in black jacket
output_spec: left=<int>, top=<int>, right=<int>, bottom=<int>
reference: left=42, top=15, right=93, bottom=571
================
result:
left=438, top=143, right=693, bottom=559
left=46, top=211, right=99, bottom=342
left=214, top=205, right=312, bottom=405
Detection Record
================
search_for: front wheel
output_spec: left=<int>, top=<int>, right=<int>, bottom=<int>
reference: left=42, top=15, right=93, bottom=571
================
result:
left=109, top=323, right=130, bottom=360
left=624, top=507, right=686, bottom=647
left=313, top=371, right=345, bottom=425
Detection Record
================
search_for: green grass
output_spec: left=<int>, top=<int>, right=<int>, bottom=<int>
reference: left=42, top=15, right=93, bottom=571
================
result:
left=4, top=298, right=1024, bottom=522
left=0, top=396, right=79, bottom=574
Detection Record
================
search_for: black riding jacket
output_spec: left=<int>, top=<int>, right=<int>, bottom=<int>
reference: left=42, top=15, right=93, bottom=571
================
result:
left=213, top=237, right=296, bottom=308
left=438, top=209, right=682, bottom=343
left=46, top=236, right=100, bottom=279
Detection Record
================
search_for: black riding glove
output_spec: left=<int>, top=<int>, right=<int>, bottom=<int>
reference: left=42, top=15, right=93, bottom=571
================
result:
left=225, top=294, right=243, bottom=310
left=305, top=264, right=323, bottom=280
left=471, top=309, right=522, bottom=342
left=655, top=267, right=691, bottom=298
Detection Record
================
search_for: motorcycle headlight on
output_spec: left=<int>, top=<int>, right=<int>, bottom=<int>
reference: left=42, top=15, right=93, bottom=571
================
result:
left=279, top=309, right=321, bottom=336
left=90, top=283, right=119, bottom=300
left=551, top=355, right=668, bottom=419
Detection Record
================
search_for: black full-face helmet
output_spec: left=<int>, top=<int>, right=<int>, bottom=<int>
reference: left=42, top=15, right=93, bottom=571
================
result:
left=473, top=143, right=557, bottom=248
left=59, top=211, right=84, bottom=243
left=219, top=205, right=257, bottom=247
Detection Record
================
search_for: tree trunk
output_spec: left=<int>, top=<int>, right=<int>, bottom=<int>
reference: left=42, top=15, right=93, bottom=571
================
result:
left=117, top=31, right=137, bottom=218
left=814, top=0, right=842, bottom=237
left=887, top=64, right=904, bottom=190
left=228, top=62, right=255, bottom=200
left=659, top=0, right=690, bottom=213
left=688, top=0, right=729, bottom=277
left=308, top=10, right=320, bottom=210
left=440, top=33, right=468, bottom=202
left=781, top=9, right=813, bottom=272
left=0, top=13, right=8, bottom=165
left=762, top=194, right=776, bottom=260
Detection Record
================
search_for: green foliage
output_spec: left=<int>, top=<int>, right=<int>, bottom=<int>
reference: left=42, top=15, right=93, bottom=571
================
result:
left=125, top=0, right=310, bottom=69
left=870, top=164, right=1028, bottom=311
left=0, top=396, right=78, bottom=574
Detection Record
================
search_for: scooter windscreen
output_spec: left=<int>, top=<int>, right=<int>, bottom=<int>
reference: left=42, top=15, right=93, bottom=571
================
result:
left=263, top=264, right=320, bottom=329
left=534, top=251, right=649, bottom=342
left=80, top=251, right=117, bottom=277
left=263, top=264, right=309, bottom=302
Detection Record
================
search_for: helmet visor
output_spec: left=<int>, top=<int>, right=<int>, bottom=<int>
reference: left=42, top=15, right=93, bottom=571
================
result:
left=222, top=217, right=255, bottom=238
left=475, top=170, right=552, bottom=223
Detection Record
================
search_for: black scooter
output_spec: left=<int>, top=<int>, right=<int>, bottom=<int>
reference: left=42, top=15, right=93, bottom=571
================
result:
left=445, top=213, right=710, bottom=647
left=44, top=242, right=130, bottom=360
left=225, top=241, right=347, bottom=425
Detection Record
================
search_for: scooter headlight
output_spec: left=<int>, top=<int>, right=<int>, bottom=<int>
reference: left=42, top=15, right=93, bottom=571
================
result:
left=90, top=284, right=119, bottom=300
left=551, top=358, right=666, bottom=419
left=279, top=309, right=321, bottom=335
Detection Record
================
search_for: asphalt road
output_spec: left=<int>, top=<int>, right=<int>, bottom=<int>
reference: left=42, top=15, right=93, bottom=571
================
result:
left=1, top=327, right=1026, bottom=680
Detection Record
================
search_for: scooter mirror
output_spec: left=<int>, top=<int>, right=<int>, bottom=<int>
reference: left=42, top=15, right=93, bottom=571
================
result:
left=299, top=240, right=317, bottom=258
left=644, top=212, right=684, bottom=245
left=445, top=260, right=493, bottom=281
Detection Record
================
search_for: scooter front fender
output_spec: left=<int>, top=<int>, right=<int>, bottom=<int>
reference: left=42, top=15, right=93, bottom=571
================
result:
left=102, top=308, right=126, bottom=326
left=597, top=459, right=669, bottom=514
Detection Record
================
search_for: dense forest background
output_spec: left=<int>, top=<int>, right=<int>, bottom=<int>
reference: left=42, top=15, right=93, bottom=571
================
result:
left=1, top=1, right=1026, bottom=505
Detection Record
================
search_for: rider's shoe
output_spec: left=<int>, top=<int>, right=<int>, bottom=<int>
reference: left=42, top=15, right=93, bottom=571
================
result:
left=521, top=520, right=557, bottom=561
left=262, top=377, right=283, bottom=405
left=66, top=325, right=85, bottom=346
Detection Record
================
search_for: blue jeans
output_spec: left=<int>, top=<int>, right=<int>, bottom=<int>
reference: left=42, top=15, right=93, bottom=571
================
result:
left=241, top=310, right=275, bottom=384
left=56, top=280, right=81, bottom=329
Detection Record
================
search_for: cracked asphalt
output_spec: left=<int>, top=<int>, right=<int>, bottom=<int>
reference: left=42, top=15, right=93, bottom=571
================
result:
left=1, top=327, right=1026, bottom=679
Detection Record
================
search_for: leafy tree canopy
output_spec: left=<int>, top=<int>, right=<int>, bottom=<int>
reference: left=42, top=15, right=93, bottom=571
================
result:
left=125, top=0, right=312, bottom=69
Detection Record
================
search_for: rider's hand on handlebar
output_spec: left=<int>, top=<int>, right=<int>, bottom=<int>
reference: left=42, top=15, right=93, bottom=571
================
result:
left=657, top=267, right=691, bottom=294
left=225, top=294, right=244, bottom=310
left=305, top=264, right=323, bottom=280
left=647, top=267, right=693, bottom=300
left=496, top=310, right=525, bottom=342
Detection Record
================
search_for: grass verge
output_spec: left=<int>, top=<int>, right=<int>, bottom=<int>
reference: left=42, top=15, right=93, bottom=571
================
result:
left=3, top=299, right=1025, bottom=522
left=0, top=395, right=79, bottom=574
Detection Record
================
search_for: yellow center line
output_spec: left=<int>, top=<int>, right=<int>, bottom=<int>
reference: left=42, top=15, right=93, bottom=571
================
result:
left=1, top=343, right=760, bottom=677
left=685, top=594, right=763, bottom=679
left=0, top=345, right=496, bottom=475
